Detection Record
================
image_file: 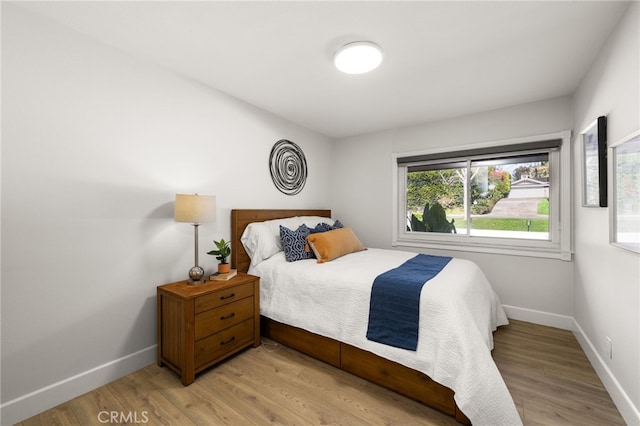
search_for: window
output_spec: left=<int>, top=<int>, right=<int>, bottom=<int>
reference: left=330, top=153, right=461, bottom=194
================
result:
left=393, top=132, right=572, bottom=260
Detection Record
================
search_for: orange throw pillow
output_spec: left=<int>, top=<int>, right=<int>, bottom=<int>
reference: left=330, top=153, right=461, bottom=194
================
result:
left=306, top=227, right=366, bottom=263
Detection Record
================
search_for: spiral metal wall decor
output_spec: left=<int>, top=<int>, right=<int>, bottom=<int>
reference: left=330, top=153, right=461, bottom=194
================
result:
left=269, top=139, right=308, bottom=195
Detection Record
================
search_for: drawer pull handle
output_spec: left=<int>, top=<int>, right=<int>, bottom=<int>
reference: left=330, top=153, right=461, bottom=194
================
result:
left=220, top=313, right=235, bottom=320
left=220, top=336, right=235, bottom=346
left=220, top=293, right=235, bottom=300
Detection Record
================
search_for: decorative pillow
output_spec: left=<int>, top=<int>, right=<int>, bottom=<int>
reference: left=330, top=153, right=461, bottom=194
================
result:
left=306, top=227, right=366, bottom=263
left=310, top=220, right=344, bottom=234
left=240, top=216, right=334, bottom=266
left=264, top=216, right=334, bottom=242
left=280, top=224, right=314, bottom=262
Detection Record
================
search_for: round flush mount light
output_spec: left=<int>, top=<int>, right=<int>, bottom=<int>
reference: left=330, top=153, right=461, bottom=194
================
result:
left=334, top=41, right=383, bottom=74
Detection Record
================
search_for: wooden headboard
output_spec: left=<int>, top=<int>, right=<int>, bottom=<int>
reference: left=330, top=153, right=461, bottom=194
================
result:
left=231, top=209, right=332, bottom=273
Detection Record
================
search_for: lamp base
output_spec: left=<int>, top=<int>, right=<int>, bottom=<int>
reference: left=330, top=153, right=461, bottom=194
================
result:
left=188, top=265, right=205, bottom=285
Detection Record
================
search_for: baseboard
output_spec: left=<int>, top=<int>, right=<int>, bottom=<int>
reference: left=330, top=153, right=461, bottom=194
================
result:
left=1, top=345, right=157, bottom=426
left=501, top=304, right=573, bottom=330
left=572, top=320, right=640, bottom=426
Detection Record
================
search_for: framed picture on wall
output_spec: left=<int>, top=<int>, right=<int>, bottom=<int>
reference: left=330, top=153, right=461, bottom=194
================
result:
left=610, top=130, right=640, bottom=253
left=581, top=116, right=608, bottom=207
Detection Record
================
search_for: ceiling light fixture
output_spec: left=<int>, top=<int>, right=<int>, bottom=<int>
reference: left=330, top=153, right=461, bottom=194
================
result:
left=334, top=41, right=383, bottom=74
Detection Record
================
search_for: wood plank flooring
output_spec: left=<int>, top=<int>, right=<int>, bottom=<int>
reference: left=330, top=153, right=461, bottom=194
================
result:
left=17, top=320, right=624, bottom=425
left=492, top=320, right=624, bottom=425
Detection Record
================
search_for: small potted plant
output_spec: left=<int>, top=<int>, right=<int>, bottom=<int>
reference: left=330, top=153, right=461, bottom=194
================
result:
left=207, top=238, right=231, bottom=274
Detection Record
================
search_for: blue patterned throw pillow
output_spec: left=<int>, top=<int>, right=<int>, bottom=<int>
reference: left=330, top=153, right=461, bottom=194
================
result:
left=280, top=224, right=313, bottom=262
left=310, top=222, right=333, bottom=233
left=310, top=220, right=345, bottom=234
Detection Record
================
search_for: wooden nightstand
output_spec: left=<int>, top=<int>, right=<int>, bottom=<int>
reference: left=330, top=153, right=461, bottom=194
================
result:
left=157, top=272, right=260, bottom=385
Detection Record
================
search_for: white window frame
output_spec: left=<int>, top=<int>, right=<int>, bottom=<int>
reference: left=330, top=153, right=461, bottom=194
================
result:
left=392, top=131, right=573, bottom=261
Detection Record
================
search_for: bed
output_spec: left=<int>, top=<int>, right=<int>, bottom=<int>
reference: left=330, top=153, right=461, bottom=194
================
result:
left=230, top=209, right=521, bottom=425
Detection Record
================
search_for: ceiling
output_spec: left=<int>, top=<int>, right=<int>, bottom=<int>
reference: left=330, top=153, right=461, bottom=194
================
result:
left=13, top=1, right=630, bottom=139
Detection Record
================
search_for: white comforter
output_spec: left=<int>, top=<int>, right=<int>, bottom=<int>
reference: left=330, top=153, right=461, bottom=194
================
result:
left=250, top=248, right=522, bottom=426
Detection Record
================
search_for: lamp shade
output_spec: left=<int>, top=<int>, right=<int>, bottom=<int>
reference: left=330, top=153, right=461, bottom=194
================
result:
left=174, top=194, right=216, bottom=224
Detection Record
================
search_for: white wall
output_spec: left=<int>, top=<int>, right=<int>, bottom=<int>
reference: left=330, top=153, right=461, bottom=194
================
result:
left=571, top=2, right=640, bottom=423
left=1, top=5, right=333, bottom=424
left=333, top=96, right=575, bottom=325
left=2, top=2, right=638, bottom=424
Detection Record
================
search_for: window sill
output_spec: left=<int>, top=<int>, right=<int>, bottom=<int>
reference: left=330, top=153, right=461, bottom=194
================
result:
left=393, top=238, right=573, bottom=261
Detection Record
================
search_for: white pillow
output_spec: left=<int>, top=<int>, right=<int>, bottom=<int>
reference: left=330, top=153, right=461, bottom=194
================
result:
left=241, top=216, right=333, bottom=266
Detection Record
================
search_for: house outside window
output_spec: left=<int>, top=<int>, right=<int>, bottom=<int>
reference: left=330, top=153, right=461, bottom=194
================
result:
left=393, top=131, right=572, bottom=260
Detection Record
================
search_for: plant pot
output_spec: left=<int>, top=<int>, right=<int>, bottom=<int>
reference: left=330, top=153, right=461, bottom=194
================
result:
left=218, top=263, right=231, bottom=274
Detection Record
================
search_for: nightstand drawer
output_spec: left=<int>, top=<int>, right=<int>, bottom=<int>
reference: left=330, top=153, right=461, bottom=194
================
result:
left=195, top=282, right=254, bottom=313
left=194, top=318, right=254, bottom=369
left=195, top=296, right=254, bottom=340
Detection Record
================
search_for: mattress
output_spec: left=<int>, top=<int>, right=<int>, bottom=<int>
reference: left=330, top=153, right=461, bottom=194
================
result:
left=249, top=248, right=521, bottom=425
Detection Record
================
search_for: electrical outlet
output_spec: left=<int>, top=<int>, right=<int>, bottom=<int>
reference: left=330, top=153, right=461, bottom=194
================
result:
left=606, top=336, right=613, bottom=360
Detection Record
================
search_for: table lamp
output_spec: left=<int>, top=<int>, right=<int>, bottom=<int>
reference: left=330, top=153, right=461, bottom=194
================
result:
left=174, top=193, right=216, bottom=284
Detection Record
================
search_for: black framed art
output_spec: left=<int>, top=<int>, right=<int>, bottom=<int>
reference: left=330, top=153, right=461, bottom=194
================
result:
left=581, top=115, right=608, bottom=207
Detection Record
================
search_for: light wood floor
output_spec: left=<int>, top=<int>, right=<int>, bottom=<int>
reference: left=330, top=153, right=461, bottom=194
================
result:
left=18, top=320, right=624, bottom=425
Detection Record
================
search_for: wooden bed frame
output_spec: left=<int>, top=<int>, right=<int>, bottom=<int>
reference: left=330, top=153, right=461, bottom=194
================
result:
left=230, top=209, right=470, bottom=424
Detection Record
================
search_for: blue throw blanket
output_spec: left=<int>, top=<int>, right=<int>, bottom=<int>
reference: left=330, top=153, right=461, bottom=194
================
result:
left=366, top=254, right=452, bottom=350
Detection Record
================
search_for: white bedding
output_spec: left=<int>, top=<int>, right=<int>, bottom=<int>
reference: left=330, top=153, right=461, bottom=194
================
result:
left=250, top=248, right=522, bottom=426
